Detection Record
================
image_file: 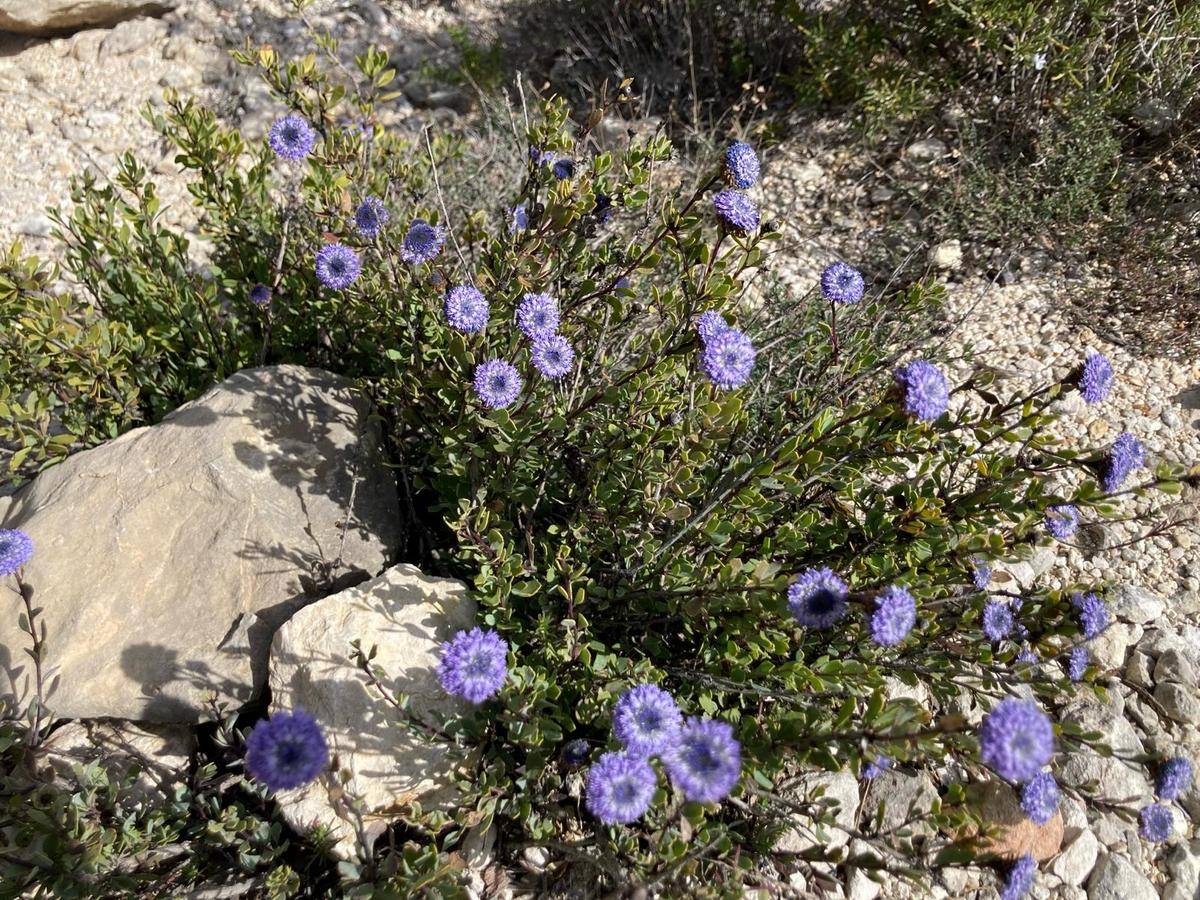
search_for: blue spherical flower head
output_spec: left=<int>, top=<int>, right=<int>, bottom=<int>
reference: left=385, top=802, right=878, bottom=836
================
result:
left=665, top=717, right=741, bottom=803
left=894, top=359, right=949, bottom=422
left=593, top=194, right=614, bottom=223
left=1157, top=757, right=1193, bottom=800
left=437, top=627, right=508, bottom=704
left=982, top=600, right=1014, bottom=642
left=695, top=310, right=729, bottom=344
left=1066, top=646, right=1089, bottom=682
left=268, top=114, right=317, bottom=161
left=585, top=751, right=656, bottom=825
left=315, top=243, right=361, bottom=291
left=980, top=698, right=1053, bottom=783
left=400, top=220, right=445, bottom=265
left=613, top=684, right=683, bottom=757
left=1045, top=504, right=1079, bottom=540
left=1000, top=853, right=1036, bottom=900
left=354, top=196, right=389, bottom=238
left=517, top=292, right=560, bottom=340
left=473, top=359, right=522, bottom=410
left=552, top=158, right=576, bottom=180
left=531, top=335, right=575, bottom=380
left=0, top=529, right=33, bottom=577
left=701, top=328, right=756, bottom=390
left=787, top=567, right=849, bottom=629
left=509, top=203, right=529, bottom=234
left=1139, top=803, right=1174, bottom=842
left=1020, top=772, right=1060, bottom=825
left=1071, top=592, right=1109, bottom=640
left=561, top=738, right=591, bottom=767
left=972, top=561, right=992, bottom=590
left=820, top=261, right=865, bottom=304
left=1016, top=645, right=1039, bottom=665
left=1076, top=352, right=1114, bottom=404
left=723, top=140, right=760, bottom=189
left=249, top=283, right=271, bottom=307
left=712, top=189, right=760, bottom=234
left=444, top=285, right=490, bottom=334
left=244, top=708, right=328, bottom=791
left=862, top=755, right=892, bottom=779
left=529, top=146, right=554, bottom=167
left=1103, top=432, right=1145, bottom=492
left=870, top=586, right=916, bottom=646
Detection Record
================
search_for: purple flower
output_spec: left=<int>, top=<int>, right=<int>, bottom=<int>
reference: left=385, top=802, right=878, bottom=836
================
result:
left=354, top=196, right=389, bottom=238
left=1067, top=646, right=1089, bottom=682
left=787, top=567, right=849, bottom=629
left=701, top=327, right=756, bottom=390
left=724, top=140, right=760, bottom=189
left=1000, top=853, right=1036, bottom=900
left=517, top=292, right=560, bottom=340
left=244, top=708, right=328, bottom=791
left=613, top=684, right=683, bottom=757
left=1020, top=772, right=1060, bottom=825
left=870, top=586, right=916, bottom=646
left=980, top=699, right=1053, bottom=784
left=593, top=194, right=614, bottom=223
left=972, top=562, right=992, bottom=590
left=585, top=751, right=656, bottom=824
left=444, top=285, right=490, bottom=333
left=473, top=359, right=522, bottom=409
left=562, top=739, right=591, bottom=767
left=1072, top=592, right=1109, bottom=640
left=1139, top=803, right=1174, bottom=842
left=1157, top=757, right=1193, bottom=800
left=894, top=359, right=949, bottom=422
left=530, top=147, right=554, bottom=167
left=712, top=189, right=760, bottom=234
left=664, top=717, right=741, bottom=803
left=249, top=283, right=271, bottom=307
left=863, top=755, right=892, bottom=780
left=509, top=203, right=529, bottom=233
left=1077, top=352, right=1114, bottom=404
left=613, top=276, right=631, bottom=291
left=696, top=311, right=729, bottom=343
left=1016, top=645, right=1039, bottom=665
left=552, top=158, right=576, bottom=180
left=983, top=600, right=1014, bottom=642
left=1045, top=504, right=1079, bottom=540
left=268, top=114, right=317, bottom=161
left=315, top=243, right=361, bottom=290
left=820, top=262, right=865, bottom=304
left=437, top=627, right=508, bottom=704
left=400, top=220, right=445, bottom=265
left=0, top=529, right=34, bottom=577
left=531, top=335, right=574, bottom=380
left=1103, top=432, right=1145, bottom=492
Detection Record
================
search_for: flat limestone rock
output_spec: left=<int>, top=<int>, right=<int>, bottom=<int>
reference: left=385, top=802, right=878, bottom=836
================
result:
left=0, top=366, right=398, bottom=722
left=0, top=2, right=172, bottom=35
left=267, top=564, right=477, bottom=857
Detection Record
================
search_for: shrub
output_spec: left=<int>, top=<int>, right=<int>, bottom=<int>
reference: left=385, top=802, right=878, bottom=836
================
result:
left=3, top=12, right=1194, bottom=896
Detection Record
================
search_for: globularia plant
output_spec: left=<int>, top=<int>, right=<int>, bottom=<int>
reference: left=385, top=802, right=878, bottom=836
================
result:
left=2, top=12, right=1195, bottom=897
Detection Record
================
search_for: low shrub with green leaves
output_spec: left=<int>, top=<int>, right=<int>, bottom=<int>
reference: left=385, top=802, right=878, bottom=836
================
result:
left=2, top=8, right=1196, bottom=897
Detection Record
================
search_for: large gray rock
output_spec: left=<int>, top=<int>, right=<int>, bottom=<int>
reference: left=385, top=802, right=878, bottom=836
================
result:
left=1087, top=852, right=1157, bottom=900
left=1057, top=698, right=1153, bottom=805
left=775, top=770, right=860, bottom=855
left=0, top=366, right=398, bottom=722
left=267, top=564, right=477, bottom=857
left=0, top=1, right=171, bottom=35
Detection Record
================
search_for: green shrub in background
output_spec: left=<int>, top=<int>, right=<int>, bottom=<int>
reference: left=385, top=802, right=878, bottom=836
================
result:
left=1, top=7, right=1195, bottom=896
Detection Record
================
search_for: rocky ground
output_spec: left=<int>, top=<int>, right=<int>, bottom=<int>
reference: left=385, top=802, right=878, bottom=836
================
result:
left=1, top=1, right=1198, bottom=898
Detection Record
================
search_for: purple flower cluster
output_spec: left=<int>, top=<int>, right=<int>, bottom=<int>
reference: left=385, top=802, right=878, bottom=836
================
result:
left=712, top=189, right=760, bottom=234
left=244, top=708, right=328, bottom=791
left=444, top=285, right=490, bottom=333
left=517, top=292, right=560, bottom=340
left=552, top=159, right=576, bottom=180
left=1000, top=854, right=1037, bottom=900
left=315, top=243, right=361, bottom=291
left=0, top=529, right=33, bottom=577
left=820, top=261, right=865, bottom=304
left=268, top=114, right=317, bottom=161
left=1157, top=757, right=1193, bottom=800
left=701, top=328, right=756, bottom=390
left=982, top=600, right=1014, bottom=642
left=723, top=140, right=760, bottom=189
left=354, top=196, right=389, bottom=238
left=1072, top=592, right=1109, bottom=640
left=1067, top=646, right=1089, bottom=682
left=531, top=334, right=574, bottom=380
left=529, top=147, right=554, bottom=167
left=870, top=586, right=916, bottom=646
left=664, top=717, right=742, bottom=803
left=980, top=699, right=1053, bottom=783
left=1103, top=432, right=1145, bottom=492
left=972, top=562, right=992, bottom=591
left=696, top=310, right=729, bottom=343
left=400, top=220, right=445, bottom=265
left=1077, top=352, right=1114, bottom=404
left=1139, top=803, right=1174, bottom=842
left=863, top=755, right=893, bottom=780
left=437, top=627, right=509, bottom=704
left=249, top=283, right=271, bottom=307
left=473, top=359, right=522, bottom=409
left=894, top=359, right=949, bottom=422
left=1020, top=772, right=1060, bottom=825
left=787, top=567, right=849, bottom=629
left=1045, top=504, right=1079, bottom=540
left=509, top=203, right=529, bottom=233
left=612, top=684, right=683, bottom=757
left=586, top=752, right=656, bottom=824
